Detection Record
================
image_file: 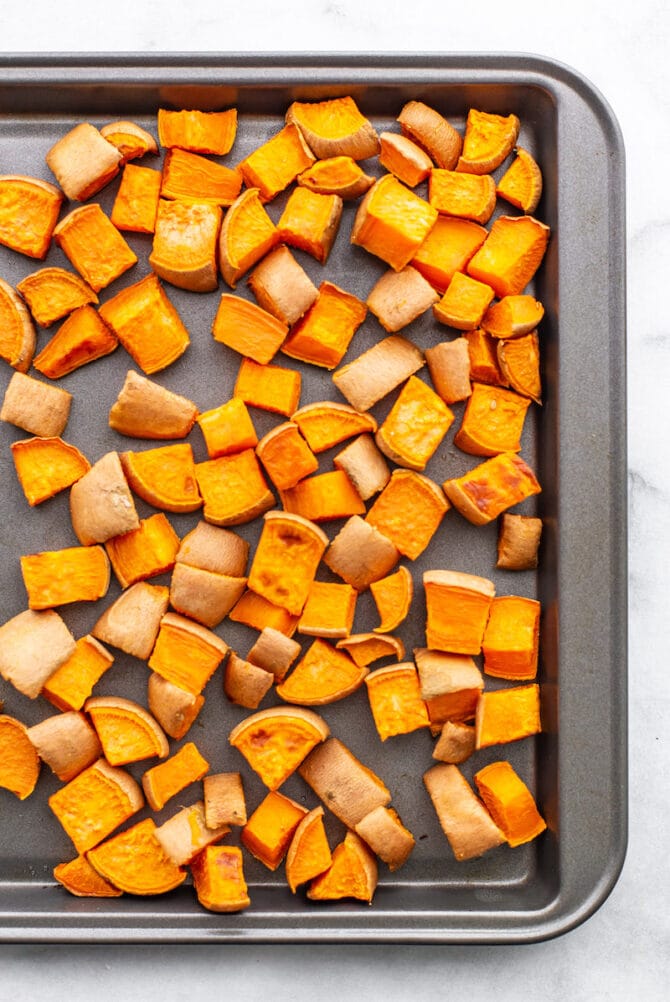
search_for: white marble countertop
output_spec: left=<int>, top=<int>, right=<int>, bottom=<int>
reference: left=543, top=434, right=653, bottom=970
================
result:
left=0, top=1, right=667, bottom=998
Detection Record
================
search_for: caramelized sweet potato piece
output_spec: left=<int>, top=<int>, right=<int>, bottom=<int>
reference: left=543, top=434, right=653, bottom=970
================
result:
left=454, top=382, right=531, bottom=456
left=32, top=304, right=118, bottom=379
left=191, top=845, right=250, bottom=912
left=247, top=510, right=328, bottom=616
left=54, top=854, right=123, bottom=898
left=0, top=608, right=76, bottom=699
left=423, top=569, right=495, bottom=655
left=333, top=433, right=390, bottom=502
left=21, top=544, right=110, bottom=610
left=1, top=370, right=71, bottom=438
left=42, top=635, right=114, bottom=714
left=298, top=736, right=391, bottom=828
left=354, top=805, right=415, bottom=872
left=287, top=96, right=379, bottom=161
left=195, top=449, right=275, bottom=526
left=105, top=512, right=180, bottom=589
left=108, top=370, right=198, bottom=440
left=397, top=101, right=462, bottom=170
left=234, top=356, right=302, bottom=416
left=332, top=334, right=424, bottom=412
left=228, top=590, right=299, bottom=636
left=379, top=131, right=433, bottom=187
left=432, top=720, right=476, bottom=764
left=497, top=330, right=542, bottom=404
left=365, top=662, right=430, bottom=740
left=142, top=741, right=210, bottom=811
left=496, top=147, right=543, bottom=214
left=366, top=469, right=449, bottom=561
left=285, top=805, right=332, bottom=892
left=240, top=123, right=315, bottom=202
left=99, top=273, right=190, bottom=375
left=307, top=830, right=378, bottom=903
left=100, top=120, right=158, bottom=162
left=324, top=514, right=399, bottom=591
left=218, top=187, right=279, bottom=288
left=423, top=763, right=505, bottom=861
left=197, top=397, right=258, bottom=458
left=411, top=215, right=488, bottom=294
left=474, top=761, right=547, bottom=847
left=147, top=672, right=204, bottom=741
left=277, top=637, right=366, bottom=705
left=481, top=595, right=541, bottom=680
left=46, top=123, right=122, bottom=200
left=456, top=109, right=520, bottom=175
left=442, top=451, right=541, bottom=525
left=292, top=401, right=377, bottom=453
left=278, top=187, right=342, bottom=264
left=297, top=583, right=358, bottom=640
left=27, top=711, right=101, bottom=782
left=0, top=714, right=40, bottom=799
left=247, top=244, right=318, bottom=326
left=229, top=705, right=330, bottom=790
left=121, top=442, right=202, bottom=513
left=70, top=451, right=140, bottom=545
left=211, top=293, right=289, bottom=365
left=148, top=612, right=229, bottom=696
left=366, top=265, right=439, bottom=333
left=351, top=173, right=438, bottom=271
left=429, top=169, right=496, bottom=224
left=376, top=374, right=454, bottom=471
left=370, top=565, right=413, bottom=634
left=281, top=280, right=367, bottom=368
left=92, top=581, right=169, bottom=660
left=280, top=469, right=366, bottom=523
left=475, top=683, right=542, bottom=749
left=203, top=772, right=247, bottom=828
left=0, top=175, right=63, bottom=259
left=154, top=801, right=230, bottom=867
left=465, top=327, right=507, bottom=386
left=336, top=632, right=405, bottom=668
left=298, top=155, right=375, bottom=200
left=54, top=204, right=137, bottom=293
left=157, top=107, right=237, bottom=155
left=496, top=513, right=543, bottom=571
left=160, top=147, right=242, bottom=205
left=150, top=198, right=222, bottom=293
left=414, top=647, right=484, bottom=729
left=467, top=215, right=550, bottom=298
left=424, top=338, right=472, bottom=405
left=85, top=696, right=169, bottom=766
left=110, top=164, right=161, bottom=234
left=17, top=267, right=98, bottom=328
left=11, top=436, right=90, bottom=507
left=223, top=651, right=274, bottom=709
left=87, top=817, right=186, bottom=894
left=242, top=790, right=308, bottom=870
left=256, top=421, right=319, bottom=491
left=433, top=271, right=495, bottom=330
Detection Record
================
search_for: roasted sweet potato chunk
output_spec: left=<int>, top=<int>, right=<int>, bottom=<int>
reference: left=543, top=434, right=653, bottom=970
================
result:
left=223, top=651, right=274, bottom=710
left=497, top=330, right=542, bottom=404
left=376, top=374, right=454, bottom=471
left=157, top=107, right=237, bottom=155
left=148, top=612, right=229, bottom=696
left=287, top=96, right=379, bottom=161
left=481, top=595, right=541, bottom=680
left=87, top=817, right=186, bottom=895
left=54, top=204, right=137, bottom=293
left=277, top=187, right=342, bottom=264
left=324, top=514, right=399, bottom=592
left=234, top=356, right=302, bottom=416
left=46, top=123, right=122, bottom=200
left=121, top=442, right=202, bottom=513
left=196, top=397, right=258, bottom=458
left=195, top=449, right=275, bottom=526
left=150, top=198, right=222, bottom=292
left=424, top=763, right=505, bottom=861
left=336, top=632, right=405, bottom=668
left=397, top=101, right=462, bottom=170
left=285, top=806, right=332, bottom=892
left=105, top=512, right=180, bottom=589
left=228, top=590, right=299, bottom=637
left=256, top=421, right=319, bottom=491
left=0, top=714, right=40, bottom=799
left=242, top=790, right=308, bottom=870
left=354, top=805, right=415, bottom=872
left=211, top=293, right=288, bottom=365
left=475, top=683, right=542, bottom=749
left=433, top=271, right=495, bottom=330
left=414, top=647, right=484, bottom=729
left=85, top=696, right=169, bottom=766
left=429, top=169, right=496, bottom=224
left=280, top=469, right=366, bottom=523
left=332, top=334, right=424, bottom=413
left=351, top=173, right=438, bottom=271
left=379, top=131, right=433, bottom=187
left=21, top=544, right=110, bottom=610
left=191, top=845, right=250, bottom=912
left=110, top=163, right=161, bottom=234
left=69, top=451, right=140, bottom=546
left=467, top=215, right=550, bottom=298
left=423, top=569, right=495, bottom=655
left=148, top=672, right=204, bottom=741
left=454, top=382, right=531, bottom=457
left=298, top=737, right=390, bottom=828
left=298, top=155, right=374, bottom=200
left=443, top=451, right=541, bottom=525
left=27, top=711, right=101, bottom=783
left=292, top=401, right=377, bottom=453
left=142, top=741, right=210, bottom=811
left=16, top=267, right=98, bottom=328
left=496, top=513, right=543, bottom=571
left=424, top=338, right=472, bottom=405
left=0, top=608, right=76, bottom=700
left=333, top=433, right=390, bottom=502
left=277, top=637, right=366, bottom=705
left=411, top=215, right=488, bottom=294
left=456, top=109, right=520, bottom=175
left=365, top=662, right=430, bottom=740
left=496, top=147, right=543, bottom=214
left=239, top=124, right=315, bottom=202
left=203, top=772, right=247, bottom=828
left=281, top=280, right=367, bottom=369
left=100, top=120, right=158, bottom=162
left=1, top=370, right=71, bottom=438
left=474, top=761, right=547, bottom=847
left=247, top=510, right=328, bottom=616
left=307, top=831, right=378, bottom=903
left=229, top=706, right=330, bottom=790
left=54, top=854, right=123, bottom=898
left=218, top=187, right=279, bottom=288
left=297, top=583, right=358, bottom=640
left=366, top=265, right=439, bottom=333
left=247, top=244, right=318, bottom=326
left=32, top=304, right=118, bottom=379
left=0, top=174, right=63, bottom=259
left=11, top=436, right=90, bottom=507
left=366, top=469, right=448, bottom=561
left=154, top=801, right=229, bottom=867
left=160, top=147, right=242, bottom=205
left=370, top=565, right=413, bottom=634
left=92, top=581, right=169, bottom=661
left=0, top=277, right=36, bottom=372
left=42, top=635, right=114, bottom=714
left=108, top=370, right=198, bottom=440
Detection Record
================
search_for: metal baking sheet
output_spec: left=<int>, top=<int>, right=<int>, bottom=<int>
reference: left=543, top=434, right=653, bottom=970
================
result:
left=0, top=54, right=627, bottom=943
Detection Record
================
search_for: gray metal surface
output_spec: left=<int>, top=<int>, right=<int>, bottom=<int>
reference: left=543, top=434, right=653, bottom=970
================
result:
left=0, top=53, right=626, bottom=943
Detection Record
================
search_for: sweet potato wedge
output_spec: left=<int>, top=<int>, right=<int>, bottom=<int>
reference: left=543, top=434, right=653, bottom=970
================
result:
left=16, top=266, right=98, bottom=328
left=0, top=174, right=63, bottom=259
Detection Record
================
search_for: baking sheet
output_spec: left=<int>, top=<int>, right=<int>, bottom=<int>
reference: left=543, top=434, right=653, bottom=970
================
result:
left=0, top=54, right=627, bottom=943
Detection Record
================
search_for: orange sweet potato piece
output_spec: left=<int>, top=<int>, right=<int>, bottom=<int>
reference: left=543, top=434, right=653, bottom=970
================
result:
left=70, top=451, right=140, bottom=546
left=228, top=590, right=299, bottom=637
left=234, top=356, right=301, bottom=416
left=223, top=651, right=274, bottom=709
left=336, top=633, right=405, bottom=668
left=429, top=169, right=496, bottom=224
left=157, top=107, right=237, bottom=155
left=212, top=293, right=289, bottom=365
left=370, top=565, right=413, bottom=634
left=277, top=637, right=366, bottom=705
left=411, top=215, right=488, bottom=294
left=99, top=273, right=190, bottom=375
left=0, top=279, right=36, bottom=373
left=496, top=513, right=543, bottom=571
left=423, top=569, right=495, bottom=655
left=280, top=469, right=366, bottom=523
left=475, top=683, right=542, bottom=749
left=285, top=805, right=332, bottom=892
left=496, top=147, right=543, bottom=214
left=229, top=705, right=330, bottom=791
left=454, top=382, right=531, bottom=457
left=281, top=280, right=367, bottom=369
left=332, top=334, right=424, bottom=412
left=154, top=801, right=230, bottom=867
left=1, top=370, right=71, bottom=438
left=473, top=760, right=547, bottom=847
left=324, top=515, right=399, bottom=591
left=46, top=122, right=122, bottom=200
left=100, top=120, right=158, bottom=163
left=150, top=198, right=222, bottom=293
left=241, top=790, right=308, bottom=870
left=105, top=512, right=180, bottom=589
left=354, top=805, right=415, bottom=872
left=27, top=711, right=101, bottom=782
left=21, top=544, right=110, bottom=610
left=0, top=174, right=63, bottom=259
left=423, top=763, right=505, bottom=861
left=456, top=109, right=520, bottom=175
left=247, top=244, right=318, bottom=326
left=481, top=595, right=541, bottom=680
left=147, top=672, right=204, bottom=741
left=142, top=741, right=210, bottom=811
left=424, top=338, right=472, bottom=405
left=92, top=582, right=169, bottom=661
left=197, top=397, right=258, bottom=458
left=277, top=187, right=342, bottom=264
left=48, top=757, right=144, bottom=855
left=108, top=369, right=199, bottom=440
left=297, top=583, right=358, bottom=640
left=351, top=173, right=438, bottom=271
left=442, top=451, right=541, bottom=526
left=11, top=436, right=90, bottom=507
left=32, top=304, right=118, bottom=379
left=42, top=635, right=114, bottom=713
left=467, top=215, right=550, bottom=298
left=122, top=442, right=202, bottom=513
left=0, top=714, right=40, bottom=799
left=195, top=449, right=275, bottom=526
left=376, top=374, right=454, bottom=471
left=292, top=401, right=377, bottom=453
left=414, top=647, right=484, bottom=729
left=160, top=147, right=243, bottom=205
left=87, top=817, right=186, bottom=895
left=333, top=433, right=390, bottom=502
left=85, top=696, right=169, bottom=766
left=366, top=469, right=449, bottom=561
left=218, top=187, right=279, bottom=288
left=54, top=204, right=137, bottom=293
left=397, top=101, right=462, bottom=170
left=191, top=845, right=250, bottom=912
left=433, top=271, right=495, bottom=330
left=497, top=330, right=542, bottom=404
left=465, top=327, right=507, bottom=386
left=0, top=608, right=76, bottom=700
left=110, top=163, right=161, bottom=234
left=298, top=155, right=375, bottom=200
left=240, top=123, right=316, bottom=202
left=307, top=830, right=378, bottom=903
left=148, top=612, right=229, bottom=696
left=364, top=662, right=430, bottom=740
left=256, top=421, right=319, bottom=491
left=298, top=736, right=391, bottom=828
left=379, top=131, right=433, bottom=187
left=287, top=96, right=379, bottom=161
left=366, top=265, right=439, bottom=333
left=54, top=854, right=123, bottom=898
left=16, top=267, right=98, bottom=328
left=481, top=294, right=544, bottom=340
left=203, top=772, right=247, bottom=828
left=247, top=510, right=328, bottom=616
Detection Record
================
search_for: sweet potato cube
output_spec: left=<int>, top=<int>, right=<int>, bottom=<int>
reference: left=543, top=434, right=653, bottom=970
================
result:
left=239, top=123, right=316, bottom=202
left=465, top=327, right=507, bottom=386
left=100, top=120, right=158, bottom=163
left=285, top=806, right=332, bottom=892
left=354, top=805, right=415, bottom=872
left=351, top=173, right=438, bottom=271
left=424, top=338, right=472, bottom=405
left=147, top=672, right=204, bottom=741
left=11, top=436, right=90, bottom=507
left=223, top=651, right=274, bottom=709
left=298, top=155, right=375, bottom=200
left=276, top=637, right=367, bottom=706
left=218, top=187, right=279, bottom=288
left=247, top=244, right=318, bottom=326
left=434, top=271, right=495, bottom=330
left=364, top=662, right=430, bottom=740
left=411, top=215, right=488, bottom=294
left=42, top=635, right=114, bottom=713
left=0, top=277, right=35, bottom=372
left=87, top=817, right=186, bottom=895
left=191, top=845, right=250, bottom=913
left=150, top=198, right=222, bottom=293
left=229, top=705, right=330, bottom=791
left=204, top=772, right=247, bottom=828
left=233, top=357, right=302, bottom=416
left=423, top=569, right=495, bottom=655
left=54, top=204, right=137, bottom=293
left=110, top=163, right=162, bottom=233
left=474, top=760, right=547, bottom=847
left=497, top=330, right=542, bottom=404
left=21, top=545, right=110, bottom=610
left=397, top=101, right=462, bottom=170
left=212, top=293, right=288, bottom=365
left=366, top=469, right=449, bottom=561
left=454, top=382, right=531, bottom=457
left=333, top=433, right=390, bottom=501
left=246, top=628, right=301, bottom=682
left=170, top=563, right=246, bottom=629
left=16, top=266, right=98, bottom=328
left=157, top=107, right=237, bottom=156
left=496, top=147, right=543, bottom=214
left=496, top=513, right=543, bottom=571
left=280, top=469, right=366, bottom=523
left=160, top=147, right=243, bottom=205
left=46, top=122, right=122, bottom=201
left=176, top=520, right=249, bottom=577
left=247, top=510, right=328, bottom=616
left=376, top=374, right=454, bottom=471
left=228, top=590, right=299, bottom=637
left=256, top=421, right=319, bottom=491
left=324, top=515, right=399, bottom=592
left=148, top=612, right=229, bottom=696
left=105, top=512, right=180, bottom=589
left=27, top=711, right=101, bottom=782
left=432, top=721, right=476, bottom=764
left=53, top=854, right=123, bottom=898
left=0, top=174, right=63, bottom=259
left=481, top=595, right=541, bottom=680
left=1, top=371, right=72, bottom=438
left=297, top=582, right=357, bottom=640
left=475, top=683, right=542, bottom=749
left=99, top=273, right=190, bottom=375
left=242, top=790, right=308, bottom=870
left=0, top=608, right=76, bottom=699
left=195, top=449, right=275, bottom=526
left=122, top=442, right=202, bottom=514
left=423, top=763, right=505, bottom=861
left=366, top=265, right=439, bottom=333
left=142, top=741, right=210, bottom=811
left=197, top=397, right=258, bottom=458
left=414, top=647, right=484, bottom=727
left=481, top=294, right=544, bottom=340
left=298, top=737, right=390, bottom=828
left=32, top=304, right=117, bottom=379
left=92, top=581, right=169, bottom=660
left=291, top=401, right=377, bottom=453
left=281, top=280, right=367, bottom=369
left=442, top=451, right=541, bottom=526
left=153, top=801, right=230, bottom=867
left=429, top=169, right=496, bottom=224
left=332, top=334, right=424, bottom=412
left=277, top=187, right=342, bottom=264
left=286, top=96, right=379, bottom=161
left=466, top=215, right=550, bottom=298
left=378, top=131, right=433, bottom=187
left=0, top=715, right=40, bottom=799
left=456, top=109, right=520, bottom=175
left=108, top=370, right=199, bottom=440
left=307, top=831, right=378, bottom=903
left=85, top=696, right=169, bottom=766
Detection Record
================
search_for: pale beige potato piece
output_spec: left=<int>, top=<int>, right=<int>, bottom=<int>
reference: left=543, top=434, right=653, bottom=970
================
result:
left=324, top=515, right=399, bottom=591
left=333, top=433, right=390, bottom=502
left=169, top=563, right=246, bottom=629
left=46, top=122, right=122, bottom=201
left=175, top=521, right=249, bottom=577
left=366, top=266, right=439, bottom=333
left=425, top=338, right=473, bottom=404
left=27, top=711, right=102, bottom=782
left=224, top=651, right=274, bottom=709
left=204, top=772, right=247, bottom=828
left=299, top=737, right=391, bottom=829
left=246, top=627, right=301, bottom=681
left=1, top=371, right=72, bottom=438
left=108, top=370, right=199, bottom=440
left=147, top=672, right=204, bottom=741
left=247, top=244, right=318, bottom=325
left=332, top=335, right=424, bottom=412
left=432, top=721, right=476, bottom=764
left=0, top=608, right=76, bottom=699
left=154, top=801, right=230, bottom=867
left=92, top=581, right=169, bottom=660
left=69, top=451, right=139, bottom=546
left=354, top=805, right=415, bottom=871
left=423, top=763, right=505, bottom=861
